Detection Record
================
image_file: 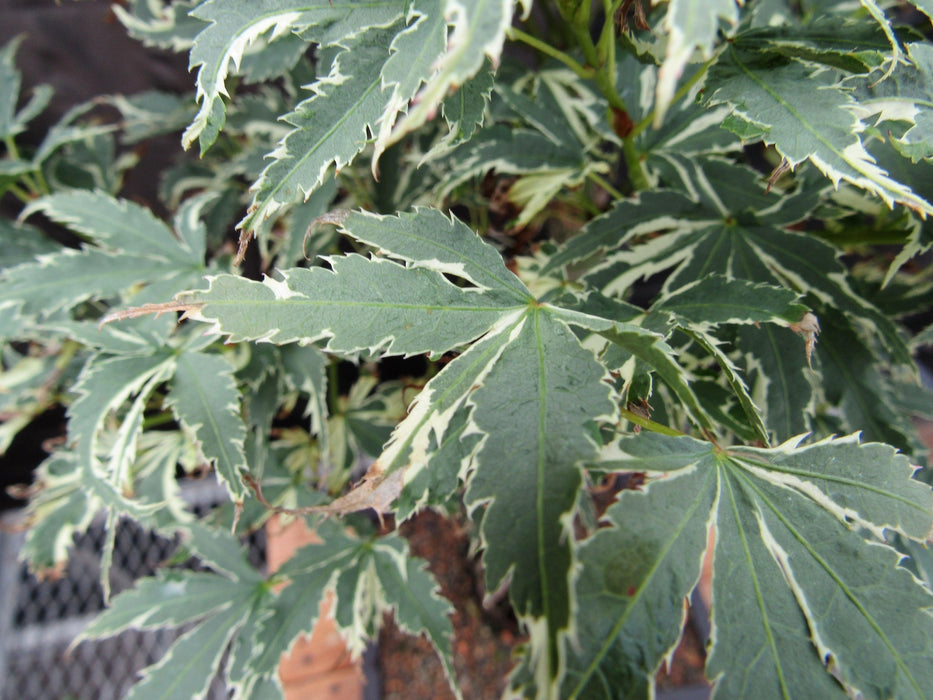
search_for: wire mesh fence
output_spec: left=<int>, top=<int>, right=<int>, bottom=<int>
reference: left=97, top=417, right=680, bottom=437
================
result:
left=0, top=479, right=264, bottom=700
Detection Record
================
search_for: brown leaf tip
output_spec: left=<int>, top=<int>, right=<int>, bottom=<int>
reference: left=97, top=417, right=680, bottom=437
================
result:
left=98, top=301, right=203, bottom=329
left=790, top=312, right=820, bottom=368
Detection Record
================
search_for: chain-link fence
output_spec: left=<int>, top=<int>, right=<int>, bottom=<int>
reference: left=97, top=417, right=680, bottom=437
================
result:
left=0, top=479, right=263, bottom=700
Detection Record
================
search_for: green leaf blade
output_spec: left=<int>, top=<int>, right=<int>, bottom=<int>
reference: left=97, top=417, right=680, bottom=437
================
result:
left=734, top=435, right=933, bottom=541
left=21, top=191, right=192, bottom=263
left=249, top=530, right=361, bottom=676
left=242, top=24, right=399, bottom=235
left=123, top=602, right=249, bottom=700
left=391, top=322, right=518, bottom=518
left=372, top=0, right=448, bottom=161
left=183, top=258, right=525, bottom=357
left=748, top=474, right=933, bottom=699
left=386, top=0, right=518, bottom=149
left=598, top=324, right=712, bottom=430
left=709, top=467, right=850, bottom=700
left=76, top=571, right=245, bottom=641
left=168, top=351, right=249, bottom=502
left=706, top=47, right=933, bottom=218
left=371, top=543, right=457, bottom=691
left=68, top=352, right=175, bottom=470
left=339, top=207, right=529, bottom=298
left=541, top=190, right=702, bottom=276
left=0, top=35, right=44, bottom=140
left=0, top=248, right=180, bottom=321
left=563, top=463, right=718, bottom=698
left=656, top=0, right=741, bottom=126
left=465, top=311, right=615, bottom=690
left=655, top=274, right=808, bottom=328
left=183, top=0, right=405, bottom=153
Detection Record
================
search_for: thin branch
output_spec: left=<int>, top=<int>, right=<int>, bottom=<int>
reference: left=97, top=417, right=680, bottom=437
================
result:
left=507, top=27, right=595, bottom=79
left=620, top=407, right=686, bottom=437
left=587, top=170, right=625, bottom=201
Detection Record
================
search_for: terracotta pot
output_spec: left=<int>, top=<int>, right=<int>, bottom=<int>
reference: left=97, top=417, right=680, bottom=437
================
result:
left=266, top=516, right=365, bottom=700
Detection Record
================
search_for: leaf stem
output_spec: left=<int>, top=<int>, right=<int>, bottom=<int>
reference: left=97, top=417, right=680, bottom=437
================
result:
left=595, top=0, right=625, bottom=91
left=620, top=407, right=686, bottom=436
left=7, top=182, right=32, bottom=203
left=507, top=27, right=595, bottom=80
left=587, top=170, right=624, bottom=201
left=33, top=166, right=50, bottom=195
left=4, top=135, right=20, bottom=159
left=571, top=24, right=628, bottom=114
left=142, top=411, right=177, bottom=429
left=622, top=137, right=649, bottom=192
left=2, top=136, right=43, bottom=196
left=327, top=359, right=340, bottom=415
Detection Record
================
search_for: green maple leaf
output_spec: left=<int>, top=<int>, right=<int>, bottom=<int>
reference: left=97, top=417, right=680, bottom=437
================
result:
left=0, top=35, right=52, bottom=141
left=705, top=42, right=933, bottom=218
left=565, top=431, right=933, bottom=699
left=371, top=0, right=449, bottom=163
left=3, top=191, right=206, bottom=326
left=173, top=206, right=711, bottom=691
left=431, top=72, right=613, bottom=226
left=112, top=0, right=203, bottom=51
left=183, top=0, right=406, bottom=153
left=654, top=0, right=742, bottom=127
left=241, top=23, right=402, bottom=237
left=247, top=526, right=456, bottom=692
left=849, top=42, right=933, bottom=162
left=75, top=527, right=267, bottom=700
left=734, top=17, right=891, bottom=74
left=546, top=157, right=911, bottom=444
left=385, top=0, right=524, bottom=151
left=166, top=350, right=249, bottom=502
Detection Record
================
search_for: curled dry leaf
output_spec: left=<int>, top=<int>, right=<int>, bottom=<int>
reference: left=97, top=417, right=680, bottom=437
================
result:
left=303, top=209, right=351, bottom=259
left=766, top=158, right=793, bottom=192
left=244, top=463, right=404, bottom=527
left=98, top=301, right=203, bottom=328
left=790, top=311, right=821, bottom=368
left=234, top=228, right=252, bottom=266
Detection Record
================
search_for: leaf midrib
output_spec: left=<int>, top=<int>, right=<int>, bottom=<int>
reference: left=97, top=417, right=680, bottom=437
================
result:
left=720, top=467, right=794, bottom=700
left=204, top=297, right=524, bottom=313
left=249, top=56, right=385, bottom=227
left=533, top=309, right=553, bottom=668
left=726, top=45, right=853, bottom=167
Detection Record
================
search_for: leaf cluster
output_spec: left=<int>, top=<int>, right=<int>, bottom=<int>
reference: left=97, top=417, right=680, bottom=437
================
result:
left=4, top=1, right=933, bottom=699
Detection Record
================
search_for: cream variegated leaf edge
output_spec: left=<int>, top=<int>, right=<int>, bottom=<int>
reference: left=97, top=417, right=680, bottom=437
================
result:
left=386, top=0, right=526, bottom=152
left=655, top=0, right=743, bottom=127
left=588, top=431, right=933, bottom=697
left=706, top=43, right=933, bottom=219
left=182, top=0, right=407, bottom=153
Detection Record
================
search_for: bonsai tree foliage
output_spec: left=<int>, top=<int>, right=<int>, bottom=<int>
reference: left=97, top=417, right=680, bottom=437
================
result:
left=5, top=0, right=933, bottom=697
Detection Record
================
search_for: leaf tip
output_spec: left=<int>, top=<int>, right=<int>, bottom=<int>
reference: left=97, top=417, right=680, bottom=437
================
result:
left=98, top=301, right=201, bottom=329
left=234, top=228, right=252, bottom=265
